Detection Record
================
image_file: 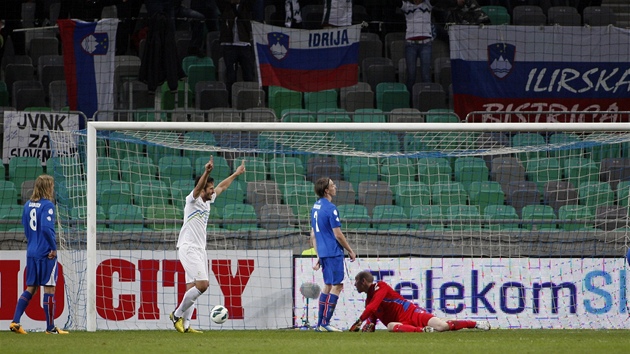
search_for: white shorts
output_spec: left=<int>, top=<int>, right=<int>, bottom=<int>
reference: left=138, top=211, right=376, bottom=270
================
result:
left=178, top=245, right=209, bottom=283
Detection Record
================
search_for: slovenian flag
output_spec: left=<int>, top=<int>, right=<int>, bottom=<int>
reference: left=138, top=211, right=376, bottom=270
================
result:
left=58, top=19, right=117, bottom=119
left=253, top=22, right=360, bottom=92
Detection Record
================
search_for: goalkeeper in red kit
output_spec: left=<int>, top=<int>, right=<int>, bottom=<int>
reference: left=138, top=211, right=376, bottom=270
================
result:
left=349, top=271, right=491, bottom=333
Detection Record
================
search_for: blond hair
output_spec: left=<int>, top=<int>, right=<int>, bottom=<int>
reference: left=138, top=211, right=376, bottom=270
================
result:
left=31, top=174, right=55, bottom=202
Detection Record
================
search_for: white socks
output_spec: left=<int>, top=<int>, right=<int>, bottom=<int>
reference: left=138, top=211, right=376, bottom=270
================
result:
left=174, top=287, right=202, bottom=318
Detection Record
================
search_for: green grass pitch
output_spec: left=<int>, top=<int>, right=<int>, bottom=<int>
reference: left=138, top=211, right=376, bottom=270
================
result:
left=2, top=329, right=630, bottom=354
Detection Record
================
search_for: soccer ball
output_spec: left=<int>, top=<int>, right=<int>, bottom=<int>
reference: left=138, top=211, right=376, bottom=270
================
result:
left=211, top=304, right=229, bottom=324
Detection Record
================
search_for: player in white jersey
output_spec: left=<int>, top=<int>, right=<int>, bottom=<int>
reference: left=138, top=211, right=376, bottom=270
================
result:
left=170, top=156, right=245, bottom=333
left=322, top=0, right=352, bottom=27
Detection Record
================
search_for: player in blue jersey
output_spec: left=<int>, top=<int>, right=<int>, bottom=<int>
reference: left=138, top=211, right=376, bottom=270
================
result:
left=10, top=175, right=69, bottom=335
left=310, top=177, right=356, bottom=332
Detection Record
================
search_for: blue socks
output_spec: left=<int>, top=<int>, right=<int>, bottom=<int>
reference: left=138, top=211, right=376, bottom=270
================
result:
left=325, top=294, right=339, bottom=325
left=12, top=290, right=33, bottom=323
left=43, top=293, right=55, bottom=331
left=317, top=293, right=328, bottom=326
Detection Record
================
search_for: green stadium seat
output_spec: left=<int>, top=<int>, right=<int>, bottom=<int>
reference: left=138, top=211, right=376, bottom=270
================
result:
left=269, top=86, right=303, bottom=117
left=425, top=110, right=459, bottom=123
left=511, top=132, right=547, bottom=164
left=525, top=157, right=561, bottom=194
left=160, top=81, right=192, bottom=110
left=585, top=133, right=622, bottom=162
left=133, top=108, right=167, bottom=122
left=182, top=136, right=216, bottom=163
left=108, top=132, right=144, bottom=161
left=0, top=205, right=25, bottom=231
left=578, top=181, right=615, bottom=215
left=372, top=205, right=408, bottom=230
left=120, top=156, right=158, bottom=183
left=337, top=204, right=371, bottom=230
left=344, top=164, right=379, bottom=194
left=454, top=157, right=489, bottom=191
left=468, top=181, right=505, bottom=212
left=409, top=205, right=444, bottom=231
left=70, top=205, right=108, bottom=231
left=222, top=203, right=259, bottom=230
left=283, top=181, right=316, bottom=219
left=394, top=182, right=431, bottom=216
left=182, top=56, right=214, bottom=75
left=558, top=205, right=594, bottom=231
left=432, top=182, right=468, bottom=213
left=98, top=180, right=132, bottom=212
left=234, top=156, right=268, bottom=183
left=56, top=181, right=86, bottom=209
left=145, top=205, right=182, bottom=231
left=376, top=82, right=409, bottom=112
left=108, top=203, right=146, bottom=231
left=9, top=157, right=43, bottom=189
left=170, top=179, right=196, bottom=207
left=145, top=132, right=180, bottom=162
left=363, top=132, right=401, bottom=154
left=46, top=156, right=81, bottom=183
left=0, top=180, right=18, bottom=205
left=316, top=111, right=352, bottom=123
left=0, top=163, right=6, bottom=180
left=505, top=180, right=541, bottom=217
left=483, top=205, right=520, bottom=231
left=358, top=181, right=393, bottom=216
left=133, top=180, right=171, bottom=208
left=269, top=157, right=306, bottom=185
left=521, top=204, right=557, bottom=231
left=212, top=180, right=246, bottom=212
left=159, top=156, right=194, bottom=184
left=562, top=157, right=599, bottom=188
left=418, top=157, right=452, bottom=185
left=187, top=63, right=217, bottom=94
left=353, top=108, right=387, bottom=123
left=481, top=5, right=510, bottom=24
left=195, top=155, right=230, bottom=181
left=549, top=133, right=583, bottom=162
left=304, top=89, right=338, bottom=112
left=445, top=205, right=482, bottom=231
left=616, top=181, right=630, bottom=209
left=544, top=180, right=578, bottom=214
left=380, top=163, right=416, bottom=187
left=281, top=108, right=316, bottom=123
left=403, top=133, right=426, bottom=153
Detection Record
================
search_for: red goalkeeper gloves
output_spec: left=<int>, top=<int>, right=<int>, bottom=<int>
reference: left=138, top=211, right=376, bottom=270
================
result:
left=349, top=319, right=362, bottom=332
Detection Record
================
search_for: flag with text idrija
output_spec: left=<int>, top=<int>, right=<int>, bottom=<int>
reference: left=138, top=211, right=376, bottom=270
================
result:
left=253, top=22, right=360, bottom=92
left=58, top=19, right=117, bottom=119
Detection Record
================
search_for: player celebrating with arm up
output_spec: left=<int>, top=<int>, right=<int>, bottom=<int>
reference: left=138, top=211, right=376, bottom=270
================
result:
left=311, top=177, right=356, bottom=332
left=350, top=271, right=491, bottom=333
left=170, top=156, right=245, bottom=333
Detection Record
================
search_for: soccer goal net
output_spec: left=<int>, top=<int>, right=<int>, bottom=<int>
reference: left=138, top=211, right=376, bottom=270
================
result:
left=46, top=116, right=630, bottom=331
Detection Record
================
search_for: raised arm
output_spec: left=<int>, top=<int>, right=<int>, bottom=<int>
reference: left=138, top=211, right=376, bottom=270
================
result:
left=214, top=159, right=246, bottom=197
left=193, top=156, right=214, bottom=199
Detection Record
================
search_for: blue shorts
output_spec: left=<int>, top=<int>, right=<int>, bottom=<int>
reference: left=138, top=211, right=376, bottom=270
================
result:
left=320, top=255, right=344, bottom=285
left=25, top=257, right=58, bottom=287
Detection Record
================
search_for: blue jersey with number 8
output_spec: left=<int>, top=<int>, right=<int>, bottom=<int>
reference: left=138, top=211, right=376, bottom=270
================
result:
left=22, top=199, right=57, bottom=259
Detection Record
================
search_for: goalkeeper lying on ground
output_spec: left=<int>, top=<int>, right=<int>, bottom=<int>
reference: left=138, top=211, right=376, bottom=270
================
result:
left=350, top=271, right=491, bottom=333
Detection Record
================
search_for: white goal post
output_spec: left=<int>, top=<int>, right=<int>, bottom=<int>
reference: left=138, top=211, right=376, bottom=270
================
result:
left=79, top=120, right=630, bottom=331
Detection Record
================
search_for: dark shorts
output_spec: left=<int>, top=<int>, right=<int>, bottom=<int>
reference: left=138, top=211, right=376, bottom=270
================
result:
left=320, top=255, right=344, bottom=285
left=25, top=256, right=58, bottom=287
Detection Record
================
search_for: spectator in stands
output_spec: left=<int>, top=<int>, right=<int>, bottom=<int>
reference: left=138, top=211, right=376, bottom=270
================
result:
left=217, top=0, right=257, bottom=100
left=350, top=270, right=492, bottom=333
left=170, top=156, right=246, bottom=333
left=395, top=0, right=455, bottom=92
left=0, top=0, right=27, bottom=57
left=310, top=177, right=357, bottom=332
left=323, top=0, right=353, bottom=27
left=9, top=175, right=69, bottom=335
left=191, top=0, right=220, bottom=33
left=285, top=0, right=303, bottom=28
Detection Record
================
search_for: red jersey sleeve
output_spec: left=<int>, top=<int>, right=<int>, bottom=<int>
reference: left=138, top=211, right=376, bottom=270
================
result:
left=359, top=281, right=391, bottom=322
